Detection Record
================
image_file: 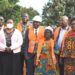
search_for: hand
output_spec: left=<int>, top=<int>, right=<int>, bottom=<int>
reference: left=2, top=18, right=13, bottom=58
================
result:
left=51, top=63, right=56, bottom=71
left=71, top=55, right=75, bottom=58
left=35, top=58, right=40, bottom=66
left=5, top=47, right=11, bottom=53
left=25, top=55, right=29, bottom=60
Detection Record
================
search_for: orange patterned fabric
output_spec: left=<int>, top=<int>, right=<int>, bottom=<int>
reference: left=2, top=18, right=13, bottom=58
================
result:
left=35, top=39, right=56, bottom=75
left=60, top=30, right=75, bottom=58
left=64, top=58, right=75, bottom=75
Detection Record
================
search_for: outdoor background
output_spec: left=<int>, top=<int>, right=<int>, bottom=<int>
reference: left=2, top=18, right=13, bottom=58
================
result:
left=0, top=0, right=75, bottom=75
left=0, top=0, right=75, bottom=25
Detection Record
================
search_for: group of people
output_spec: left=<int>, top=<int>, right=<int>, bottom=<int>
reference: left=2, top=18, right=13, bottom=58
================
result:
left=0, top=13, right=75, bottom=75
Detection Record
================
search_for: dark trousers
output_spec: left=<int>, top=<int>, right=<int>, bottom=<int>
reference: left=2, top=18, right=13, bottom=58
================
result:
left=1, top=52, right=21, bottom=75
left=20, top=52, right=24, bottom=75
left=56, top=54, right=64, bottom=75
left=59, top=61, right=64, bottom=75
left=1, top=52, right=12, bottom=75
left=25, top=53, right=36, bottom=75
left=0, top=52, right=4, bottom=75
left=12, top=53, right=21, bottom=75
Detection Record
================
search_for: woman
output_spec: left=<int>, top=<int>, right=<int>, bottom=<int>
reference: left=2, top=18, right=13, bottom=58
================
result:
left=60, top=17, right=75, bottom=75
left=0, top=19, right=23, bottom=75
left=35, top=26, right=56, bottom=75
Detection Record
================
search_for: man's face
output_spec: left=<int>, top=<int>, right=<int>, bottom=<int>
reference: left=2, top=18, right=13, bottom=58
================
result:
left=33, top=21, right=40, bottom=29
left=71, top=20, right=75, bottom=31
left=0, top=19, right=3, bottom=27
left=22, top=16, right=28, bottom=23
left=59, top=18, right=68, bottom=27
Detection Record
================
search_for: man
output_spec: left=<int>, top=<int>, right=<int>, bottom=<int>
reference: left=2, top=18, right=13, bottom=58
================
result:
left=54, top=16, right=71, bottom=75
left=17, top=13, right=32, bottom=75
left=23, top=15, right=44, bottom=75
left=0, top=19, right=23, bottom=75
left=17, top=13, right=32, bottom=34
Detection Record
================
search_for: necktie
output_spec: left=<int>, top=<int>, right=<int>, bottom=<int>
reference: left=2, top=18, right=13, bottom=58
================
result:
left=34, top=29, right=38, bottom=52
left=35, top=29, right=37, bottom=38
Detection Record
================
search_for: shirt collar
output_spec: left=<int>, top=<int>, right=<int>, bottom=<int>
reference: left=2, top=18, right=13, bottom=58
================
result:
left=61, top=25, right=69, bottom=30
left=34, top=28, right=39, bottom=30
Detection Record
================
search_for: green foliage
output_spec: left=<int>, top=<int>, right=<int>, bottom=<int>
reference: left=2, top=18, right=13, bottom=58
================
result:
left=0, top=0, right=19, bottom=12
left=0, top=0, right=39, bottom=26
left=42, top=0, right=75, bottom=25
left=21, top=7, right=39, bottom=20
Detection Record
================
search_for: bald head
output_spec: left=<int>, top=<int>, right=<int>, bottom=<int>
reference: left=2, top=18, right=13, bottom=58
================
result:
left=59, top=16, right=69, bottom=28
left=60, top=16, right=68, bottom=21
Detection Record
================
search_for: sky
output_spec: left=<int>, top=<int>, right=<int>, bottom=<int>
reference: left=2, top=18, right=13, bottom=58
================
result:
left=17, top=0, right=48, bottom=15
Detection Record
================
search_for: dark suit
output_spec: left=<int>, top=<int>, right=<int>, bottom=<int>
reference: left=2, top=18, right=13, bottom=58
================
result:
left=23, top=29, right=35, bottom=75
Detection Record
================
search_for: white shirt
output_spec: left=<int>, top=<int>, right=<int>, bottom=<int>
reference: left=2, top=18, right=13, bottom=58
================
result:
left=0, top=29, right=23, bottom=53
left=34, top=28, right=39, bottom=35
left=57, top=28, right=67, bottom=48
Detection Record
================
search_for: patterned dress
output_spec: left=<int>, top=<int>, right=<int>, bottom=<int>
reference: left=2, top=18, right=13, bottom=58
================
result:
left=60, top=30, right=75, bottom=75
left=35, top=39, right=56, bottom=75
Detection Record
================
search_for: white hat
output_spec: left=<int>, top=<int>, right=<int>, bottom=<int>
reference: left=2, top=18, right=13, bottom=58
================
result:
left=45, top=26, right=53, bottom=32
left=33, top=15, right=42, bottom=22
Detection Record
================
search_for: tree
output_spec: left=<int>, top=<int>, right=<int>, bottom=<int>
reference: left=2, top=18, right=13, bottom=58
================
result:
left=64, top=0, right=75, bottom=17
left=0, top=0, right=19, bottom=12
left=0, top=0, right=19, bottom=21
left=21, top=7, right=39, bottom=20
left=0, top=0, right=39, bottom=26
left=42, top=0, right=75, bottom=25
